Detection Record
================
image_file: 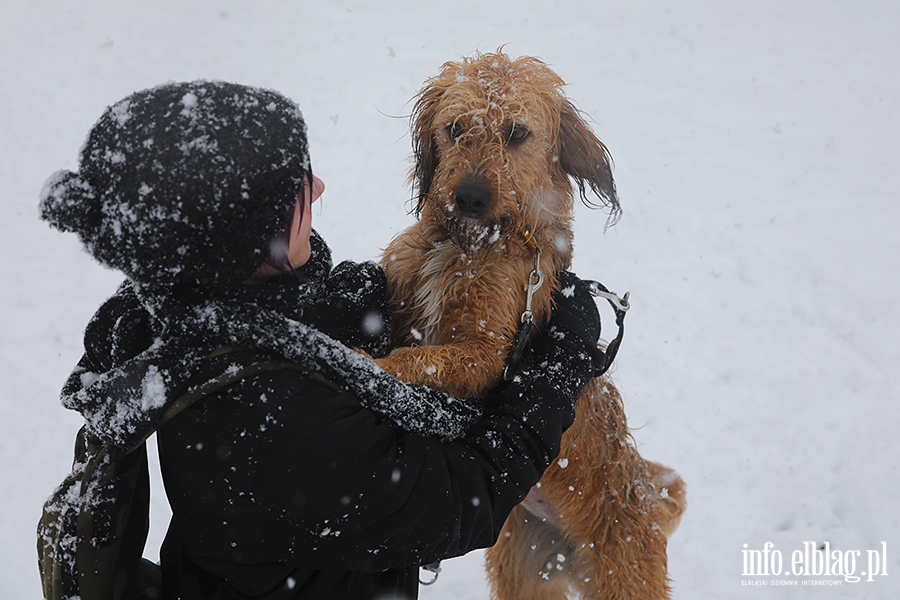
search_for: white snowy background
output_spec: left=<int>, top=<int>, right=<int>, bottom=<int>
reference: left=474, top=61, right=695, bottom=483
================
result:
left=2, top=1, right=898, bottom=598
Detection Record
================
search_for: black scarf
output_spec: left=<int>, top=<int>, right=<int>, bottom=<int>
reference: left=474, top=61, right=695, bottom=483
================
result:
left=62, top=231, right=482, bottom=449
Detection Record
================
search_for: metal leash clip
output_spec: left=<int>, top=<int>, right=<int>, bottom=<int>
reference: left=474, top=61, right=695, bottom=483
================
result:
left=583, top=279, right=630, bottom=377
left=586, top=280, right=630, bottom=313
left=522, top=249, right=544, bottom=323
left=502, top=248, right=544, bottom=381
left=419, top=561, right=442, bottom=585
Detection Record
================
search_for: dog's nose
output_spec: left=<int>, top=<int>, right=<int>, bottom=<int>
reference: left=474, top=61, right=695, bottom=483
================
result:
left=455, top=182, right=491, bottom=215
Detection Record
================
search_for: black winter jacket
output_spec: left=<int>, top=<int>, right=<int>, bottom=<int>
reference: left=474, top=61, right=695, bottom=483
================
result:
left=66, top=235, right=597, bottom=600
left=158, top=359, right=565, bottom=599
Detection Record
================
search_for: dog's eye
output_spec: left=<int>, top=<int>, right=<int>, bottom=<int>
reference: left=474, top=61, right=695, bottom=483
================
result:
left=508, top=124, right=529, bottom=145
left=448, top=123, right=464, bottom=142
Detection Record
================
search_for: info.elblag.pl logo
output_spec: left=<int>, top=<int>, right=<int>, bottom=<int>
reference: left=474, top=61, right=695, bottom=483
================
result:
left=741, top=541, right=889, bottom=586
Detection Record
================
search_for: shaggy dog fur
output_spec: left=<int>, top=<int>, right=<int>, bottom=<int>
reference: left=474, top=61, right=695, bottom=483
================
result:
left=376, top=51, right=686, bottom=599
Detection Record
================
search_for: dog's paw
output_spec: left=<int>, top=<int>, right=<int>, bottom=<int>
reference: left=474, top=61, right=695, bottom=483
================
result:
left=646, top=461, right=687, bottom=538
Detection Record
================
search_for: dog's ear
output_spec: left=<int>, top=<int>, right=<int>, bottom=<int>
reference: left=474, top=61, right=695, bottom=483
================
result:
left=410, top=83, right=443, bottom=217
left=558, top=99, right=620, bottom=221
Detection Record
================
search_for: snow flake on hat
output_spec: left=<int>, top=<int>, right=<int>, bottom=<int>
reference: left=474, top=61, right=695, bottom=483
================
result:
left=110, top=99, right=132, bottom=126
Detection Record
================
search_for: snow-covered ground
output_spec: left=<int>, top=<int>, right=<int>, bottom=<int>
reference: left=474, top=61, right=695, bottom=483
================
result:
left=2, top=1, right=898, bottom=598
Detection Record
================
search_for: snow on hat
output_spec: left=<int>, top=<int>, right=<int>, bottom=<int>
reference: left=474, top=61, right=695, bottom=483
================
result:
left=39, top=80, right=310, bottom=287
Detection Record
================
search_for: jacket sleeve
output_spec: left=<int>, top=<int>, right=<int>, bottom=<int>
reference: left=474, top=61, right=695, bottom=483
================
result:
left=157, top=330, right=591, bottom=575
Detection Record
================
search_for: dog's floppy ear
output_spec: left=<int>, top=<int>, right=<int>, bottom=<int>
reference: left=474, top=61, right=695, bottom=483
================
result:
left=410, top=82, right=444, bottom=217
left=558, top=99, right=620, bottom=221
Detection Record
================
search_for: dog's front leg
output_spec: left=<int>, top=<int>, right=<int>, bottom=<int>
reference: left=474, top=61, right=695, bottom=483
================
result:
left=375, top=339, right=508, bottom=400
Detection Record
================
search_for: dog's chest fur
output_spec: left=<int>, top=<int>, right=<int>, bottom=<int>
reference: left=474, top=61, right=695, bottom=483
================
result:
left=392, top=237, right=528, bottom=350
left=414, top=241, right=521, bottom=345
left=413, top=241, right=459, bottom=346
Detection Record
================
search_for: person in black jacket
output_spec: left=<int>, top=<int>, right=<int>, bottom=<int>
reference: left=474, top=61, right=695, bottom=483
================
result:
left=39, top=80, right=605, bottom=600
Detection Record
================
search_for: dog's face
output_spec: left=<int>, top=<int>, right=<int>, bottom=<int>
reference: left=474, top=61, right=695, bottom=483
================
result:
left=411, top=52, right=619, bottom=249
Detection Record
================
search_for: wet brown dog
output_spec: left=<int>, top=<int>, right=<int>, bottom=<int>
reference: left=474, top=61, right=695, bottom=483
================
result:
left=376, top=51, right=686, bottom=599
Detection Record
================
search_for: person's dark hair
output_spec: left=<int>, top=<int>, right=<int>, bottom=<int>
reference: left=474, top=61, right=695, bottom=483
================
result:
left=263, top=167, right=314, bottom=272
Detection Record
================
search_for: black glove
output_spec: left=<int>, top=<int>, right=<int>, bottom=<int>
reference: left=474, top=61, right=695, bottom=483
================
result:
left=312, top=260, right=393, bottom=357
left=484, top=271, right=604, bottom=435
left=544, top=270, right=606, bottom=377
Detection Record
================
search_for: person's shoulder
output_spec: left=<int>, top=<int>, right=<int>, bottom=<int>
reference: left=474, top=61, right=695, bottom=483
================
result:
left=219, top=362, right=360, bottom=418
left=247, top=367, right=343, bottom=403
left=211, top=365, right=399, bottom=458
left=197, top=348, right=338, bottom=398
left=162, top=364, right=356, bottom=447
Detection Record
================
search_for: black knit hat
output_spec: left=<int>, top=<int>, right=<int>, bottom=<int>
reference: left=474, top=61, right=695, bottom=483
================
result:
left=39, top=80, right=310, bottom=287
